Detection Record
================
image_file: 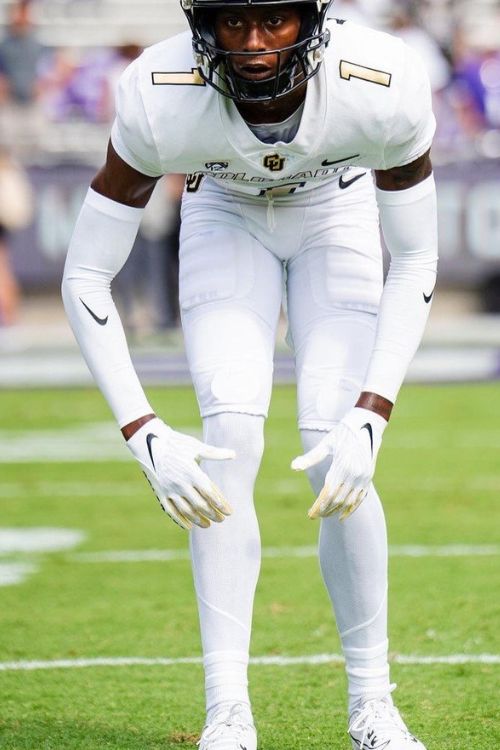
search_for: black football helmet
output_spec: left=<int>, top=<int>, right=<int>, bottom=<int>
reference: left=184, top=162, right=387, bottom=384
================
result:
left=180, top=0, right=333, bottom=102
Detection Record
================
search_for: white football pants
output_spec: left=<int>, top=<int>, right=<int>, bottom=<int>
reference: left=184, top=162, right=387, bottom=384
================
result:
left=179, top=176, right=389, bottom=713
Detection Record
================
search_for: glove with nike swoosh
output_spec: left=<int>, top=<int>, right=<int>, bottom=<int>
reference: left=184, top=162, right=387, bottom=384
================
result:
left=291, top=407, right=388, bottom=521
left=127, top=418, right=235, bottom=530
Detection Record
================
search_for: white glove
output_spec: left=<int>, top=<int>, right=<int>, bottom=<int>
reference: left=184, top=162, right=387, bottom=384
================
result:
left=127, top=417, right=235, bottom=530
left=291, top=407, right=387, bottom=521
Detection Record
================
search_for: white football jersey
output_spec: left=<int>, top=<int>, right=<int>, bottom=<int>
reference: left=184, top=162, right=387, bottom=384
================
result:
left=111, top=19, right=435, bottom=196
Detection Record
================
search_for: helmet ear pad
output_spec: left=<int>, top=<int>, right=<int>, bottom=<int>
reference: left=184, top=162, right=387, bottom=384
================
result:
left=194, top=8, right=217, bottom=46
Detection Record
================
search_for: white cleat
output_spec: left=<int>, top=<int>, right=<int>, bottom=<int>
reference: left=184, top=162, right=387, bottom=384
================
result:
left=348, top=695, right=426, bottom=750
left=198, top=703, right=257, bottom=750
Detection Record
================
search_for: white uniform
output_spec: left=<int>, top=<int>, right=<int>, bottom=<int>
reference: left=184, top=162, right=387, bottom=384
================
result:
left=110, top=19, right=435, bottom=428
left=61, top=20, right=437, bottom=742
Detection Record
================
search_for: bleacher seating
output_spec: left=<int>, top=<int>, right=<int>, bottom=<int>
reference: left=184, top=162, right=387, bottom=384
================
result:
left=0, top=0, right=186, bottom=47
left=0, top=0, right=499, bottom=49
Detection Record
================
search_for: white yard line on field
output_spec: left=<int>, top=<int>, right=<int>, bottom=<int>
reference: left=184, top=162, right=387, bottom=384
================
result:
left=0, top=424, right=200, bottom=463
left=0, top=528, right=87, bottom=586
left=3, top=474, right=500, bottom=497
left=0, top=653, right=498, bottom=672
left=2, top=422, right=500, bottom=463
left=0, top=562, right=37, bottom=586
left=70, top=543, right=500, bottom=564
left=0, top=528, right=86, bottom=553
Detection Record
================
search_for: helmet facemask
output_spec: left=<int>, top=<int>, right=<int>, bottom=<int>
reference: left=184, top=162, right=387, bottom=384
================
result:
left=181, top=0, right=332, bottom=102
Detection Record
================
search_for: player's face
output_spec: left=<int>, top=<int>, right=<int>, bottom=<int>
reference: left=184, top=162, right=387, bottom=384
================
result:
left=214, top=5, right=302, bottom=82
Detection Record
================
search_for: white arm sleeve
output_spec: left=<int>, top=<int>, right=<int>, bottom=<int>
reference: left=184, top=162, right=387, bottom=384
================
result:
left=61, top=188, right=154, bottom=427
left=363, top=174, right=438, bottom=403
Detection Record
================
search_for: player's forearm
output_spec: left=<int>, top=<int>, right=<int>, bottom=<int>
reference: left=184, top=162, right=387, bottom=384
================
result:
left=62, top=188, right=154, bottom=428
left=362, top=174, right=438, bottom=409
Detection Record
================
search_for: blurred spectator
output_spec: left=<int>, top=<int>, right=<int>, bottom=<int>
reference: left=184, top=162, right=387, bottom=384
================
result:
left=40, top=48, right=113, bottom=123
left=451, top=24, right=500, bottom=135
left=389, top=6, right=451, bottom=94
left=0, top=150, right=34, bottom=325
left=38, top=43, right=142, bottom=124
left=0, top=1, right=46, bottom=157
left=0, top=1, right=44, bottom=104
left=38, top=48, right=79, bottom=122
left=115, top=174, right=184, bottom=334
left=331, top=0, right=372, bottom=26
left=0, top=234, right=19, bottom=325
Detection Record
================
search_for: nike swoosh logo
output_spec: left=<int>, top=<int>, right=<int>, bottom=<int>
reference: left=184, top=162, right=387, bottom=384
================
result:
left=79, top=298, right=108, bottom=326
left=339, top=172, right=366, bottom=189
left=423, top=286, right=436, bottom=303
left=146, top=433, right=158, bottom=470
left=350, top=734, right=390, bottom=750
left=321, top=153, right=360, bottom=167
left=360, top=423, right=373, bottom=456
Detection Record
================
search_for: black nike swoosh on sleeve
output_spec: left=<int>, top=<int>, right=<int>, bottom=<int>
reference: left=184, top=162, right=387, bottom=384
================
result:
left=79, top=298, right=109, bottom=325
left=338, top=172, right=366, bottom=189
left=423, top=287, right=436, bottom=303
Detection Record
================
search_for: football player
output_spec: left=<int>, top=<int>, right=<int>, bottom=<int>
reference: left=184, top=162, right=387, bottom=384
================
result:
left=62, top=0, right=438, bottom=748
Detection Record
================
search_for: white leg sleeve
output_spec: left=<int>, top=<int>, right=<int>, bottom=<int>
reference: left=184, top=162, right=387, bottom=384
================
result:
left=301, top=428, right=391, bottom=712
left=364, top=174, right=438, bottom=402
left=61, top=188, right=153, bottom=427
left=190, top=413, right=264, bottom=713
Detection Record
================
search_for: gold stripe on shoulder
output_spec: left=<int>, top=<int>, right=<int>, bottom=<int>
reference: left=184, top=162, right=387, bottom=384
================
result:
left=152, top=68, right=205, bottom=86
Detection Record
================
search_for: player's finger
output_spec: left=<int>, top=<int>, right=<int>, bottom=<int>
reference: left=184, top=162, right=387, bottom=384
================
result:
left=181, top=485, right=226, bottom=523
left=195, top=441, right=236, bottom=462
left=326, top=481, right=353, bottom=515
left=291, top=443, right=330, bottom=472
left=169, top=493, right=210, bottom=528
left=331, top=486, right=356, bottom=518
left=162, top=497, right=193, bottom=531
left=193, top=469, right=233, bottom=515
left=339, top=488, right=367, bottom=521
left=308, top=482, right=335, bottom=519
left=319, top=484, right=349, bottom=517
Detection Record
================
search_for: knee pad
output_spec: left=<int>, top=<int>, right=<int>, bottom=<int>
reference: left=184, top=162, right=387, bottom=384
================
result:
left=294, top=312, right=377, bottom=430
left=298, top=371, right=362, bottom=431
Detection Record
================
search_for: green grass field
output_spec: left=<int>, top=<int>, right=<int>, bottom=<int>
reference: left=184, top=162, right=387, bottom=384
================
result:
left=0, top=383, right=499, bottom=749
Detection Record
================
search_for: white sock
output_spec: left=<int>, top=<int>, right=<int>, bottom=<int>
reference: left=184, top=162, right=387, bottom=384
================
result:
left=191, top=413, right=264, bottom=715
left=300, top=429, right=391, bottom=715
left=204, top=651, right=250, bottom=719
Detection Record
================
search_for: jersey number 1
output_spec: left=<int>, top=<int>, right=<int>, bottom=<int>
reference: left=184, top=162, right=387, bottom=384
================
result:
left=152, top=69, right=205, bottom=86
left=340, top=60, right=392, bottom=87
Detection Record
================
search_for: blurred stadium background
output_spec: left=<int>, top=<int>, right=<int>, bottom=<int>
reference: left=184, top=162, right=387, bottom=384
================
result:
left=0, top=0, right=499, bottom=387
left=1, top=3, right=500, bottom=748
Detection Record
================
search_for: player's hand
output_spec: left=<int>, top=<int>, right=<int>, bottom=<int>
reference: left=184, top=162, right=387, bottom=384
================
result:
left=291, top=407, right=387, bottom=521
left=126, top=418, right=235, bottom=530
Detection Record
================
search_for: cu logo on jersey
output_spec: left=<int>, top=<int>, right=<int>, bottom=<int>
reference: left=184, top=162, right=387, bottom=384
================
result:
left=263, top=153, right=286, bottom=172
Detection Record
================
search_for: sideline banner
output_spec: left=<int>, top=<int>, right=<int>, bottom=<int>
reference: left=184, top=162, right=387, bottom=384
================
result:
left=10, top=164, right=95, bottom=287
left=9, top=160, right=500, bottom=288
